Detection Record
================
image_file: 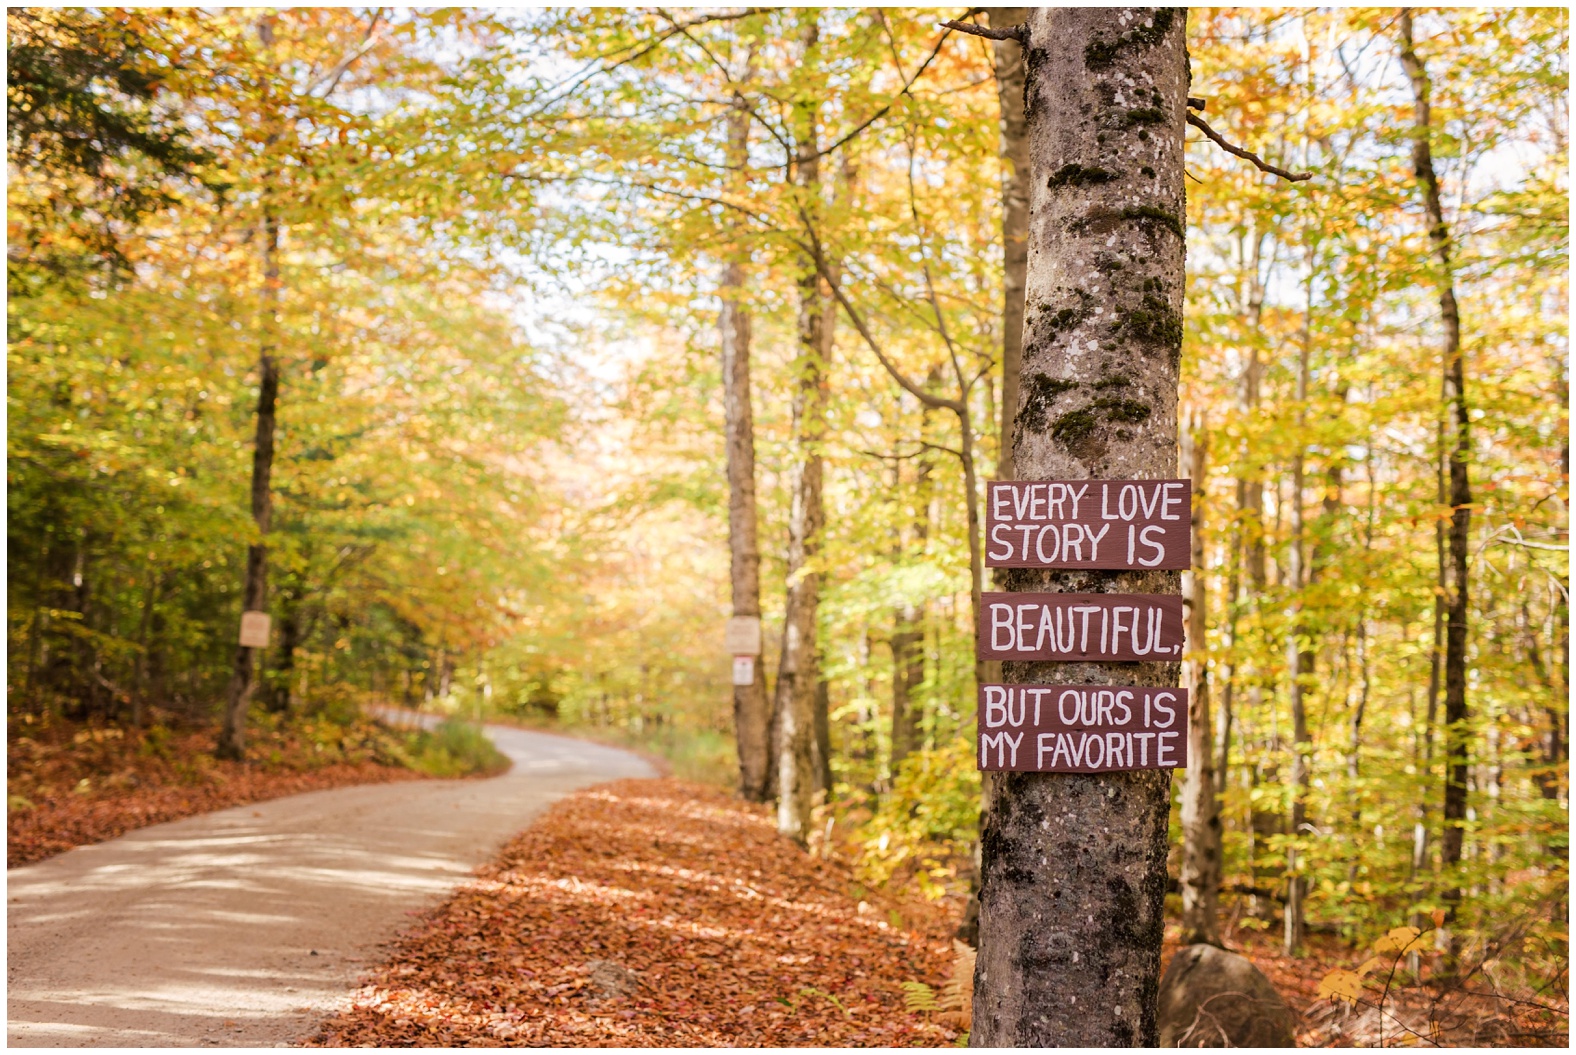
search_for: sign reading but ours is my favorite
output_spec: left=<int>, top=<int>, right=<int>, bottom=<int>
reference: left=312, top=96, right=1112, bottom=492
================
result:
left=978, top=684, right=1189, bottom=772
left=977, top=593, right=1184, bottom=662
left=986, top=479, right=1190, bottom=569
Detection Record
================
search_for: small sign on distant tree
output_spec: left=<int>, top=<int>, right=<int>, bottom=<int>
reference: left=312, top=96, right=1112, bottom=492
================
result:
left=977, top=683, right=1189, bottom=772
left=986, top=479, right=1191, bottom=569
left=725, top=616, right=762, bottom=656
left=238, top=610, right=271, bottom=649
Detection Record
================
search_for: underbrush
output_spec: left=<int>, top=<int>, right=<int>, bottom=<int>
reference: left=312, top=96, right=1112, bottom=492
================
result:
left=6, top=701, right=510, bottom=866
left=390, top=719, right=510, bottom=778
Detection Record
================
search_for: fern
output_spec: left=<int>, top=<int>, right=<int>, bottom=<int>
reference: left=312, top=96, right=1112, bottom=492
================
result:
left=901, top=981, right=942, bottom=1013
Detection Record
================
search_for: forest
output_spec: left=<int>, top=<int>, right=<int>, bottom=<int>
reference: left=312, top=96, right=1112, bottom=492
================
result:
left=6, top=5, right=1568, bottom=1046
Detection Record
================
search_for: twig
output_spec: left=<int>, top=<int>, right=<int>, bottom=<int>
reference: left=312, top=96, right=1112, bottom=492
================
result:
left=1188, top=112, right=1312, bottom=182
left=306, top=8, right=386, bottom=98
left=938, top=19, right=1025, bottom=43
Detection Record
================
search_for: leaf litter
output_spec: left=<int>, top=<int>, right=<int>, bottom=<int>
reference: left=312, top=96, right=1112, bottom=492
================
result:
left=306, top=778, right=964, bottom=1047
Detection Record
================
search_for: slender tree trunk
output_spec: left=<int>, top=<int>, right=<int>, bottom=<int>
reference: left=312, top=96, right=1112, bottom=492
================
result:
left=809, top=219, right=841, bottom=806
left=1180, top=413, right=1222, bottom=947
left=812, top=677, right=833, bottom=800
left=1414, top=378, right=1447, bottom=886
left=1218, top=241, right=1265, bottom=794
left=721, top=96, right=771, bottom=803
left=973, top=10, right=1187, bottom=1046
left=132, top=568, right=159, bottom=728
left=889, top=607, right=924, bottom=770
left=1283, top=302, right=1313, bottom=957
left=1400, top=9, right=1472, bottom=924
left=268, top=594, right=301, bottom=713
left=774, top=16, right=826, bottom=843
left=890, top=433, right=933, bottom=773
left=971, top=7, right=1029, bottom=947
left=990, top=6, right=1029, bottom=484
left=217, top=209, right=280, bottom=760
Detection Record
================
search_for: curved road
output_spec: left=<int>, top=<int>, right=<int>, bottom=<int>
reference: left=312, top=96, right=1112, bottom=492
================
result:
left=7, top=720, right=655, bottom=1047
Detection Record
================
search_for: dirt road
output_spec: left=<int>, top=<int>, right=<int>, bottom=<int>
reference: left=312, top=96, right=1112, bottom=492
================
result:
left=6, top=721, right=655, bottom=1047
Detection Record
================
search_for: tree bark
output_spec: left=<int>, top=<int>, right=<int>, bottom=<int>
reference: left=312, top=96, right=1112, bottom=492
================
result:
left=217, top=210, right=280, bottom=760
left=1179, top=412, right=1222, bottom=947
left=1218, top=233, right=1266, bottom=795
left=1283, top=288, right=1313, bottom=957
left=267, top=590, right=301, bottom=713
left=973, top=10, right=1187, bottom=1046
left=890, top=432, right=932, bottom=773
left=1400, top=8, right=1472, bottom=923
left=721, top=94, right=771, bottom=803
left=773, top=14, right=826, bottom=843
left=989, top=6, right=1029, bottom=484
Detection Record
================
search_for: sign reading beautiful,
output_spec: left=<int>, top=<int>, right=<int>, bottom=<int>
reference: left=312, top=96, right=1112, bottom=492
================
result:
left=977, top=683, right=1189, bottom=772
left=976, top=593, right=1184, bottom=662
left=985, top=479, right=1190, bottom=569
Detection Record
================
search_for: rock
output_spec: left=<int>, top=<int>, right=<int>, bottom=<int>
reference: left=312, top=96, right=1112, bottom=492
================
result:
left=585, top=959, right=640, bottom=1001
left=1157, top=943, right=1298, bottom=1047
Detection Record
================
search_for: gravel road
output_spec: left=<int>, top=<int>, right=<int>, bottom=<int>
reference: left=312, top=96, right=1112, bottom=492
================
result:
left=6, top=719, right=655, bottom=1047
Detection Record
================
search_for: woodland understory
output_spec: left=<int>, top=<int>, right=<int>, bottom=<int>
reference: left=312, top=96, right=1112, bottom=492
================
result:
left=7, top=5, right=1568, bottom=1046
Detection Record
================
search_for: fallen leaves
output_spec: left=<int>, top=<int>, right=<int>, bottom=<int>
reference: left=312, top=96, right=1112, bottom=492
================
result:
left=7, top=715, right=425, bottom=868
left=307, top=779, right=963, bottom=1048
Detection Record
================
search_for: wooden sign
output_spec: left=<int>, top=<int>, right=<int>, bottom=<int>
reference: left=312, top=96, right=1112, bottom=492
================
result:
left=238, top=610, right=271, bottom=649
left=986, top=479, right=1190, bottom=569
left=725, top=616, right=763, bottom=656
left=977, top=593, right=1184, bottom=662
left=978, top=684, right=1189, bottom=772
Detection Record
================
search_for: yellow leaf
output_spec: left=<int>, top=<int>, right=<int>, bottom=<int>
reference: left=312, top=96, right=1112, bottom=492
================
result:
left=1317, top=968, right=1365, bottom=1006
left=1356, top=956, right=1387, bottom=978
left=1374, top=926, right=1430, bottom=955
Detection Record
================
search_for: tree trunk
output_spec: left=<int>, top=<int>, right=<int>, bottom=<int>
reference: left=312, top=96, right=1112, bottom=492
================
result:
left=1400, top=9, right=1472, bottom=924
left=1179, top=413, right=1222, bottom=947
left=132, top=568, right=160, bottom=728
left=990, top=6, right=1029, bottom=483
left=267, top=593, right=301, bottom=713
left=721, top=97, right=770, bottom=803
left=773, top=15, right=826, bottom=844
left=1218, top=237, right=1266, bottom=794
left=812, top=677, right=833, bottom=800
left=973, top=10, right=1187, bottom=1046
left=217, top=210, right=280, bottom=760
left=890, top=434, right=932, bottom=774
left=889, top=606, right=924, bottom=771
left=1283, top=291, right=1313, bottom=957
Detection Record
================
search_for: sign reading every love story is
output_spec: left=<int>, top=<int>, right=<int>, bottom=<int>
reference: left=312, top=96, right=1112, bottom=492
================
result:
left=985, top=479, right=1190, bottom=570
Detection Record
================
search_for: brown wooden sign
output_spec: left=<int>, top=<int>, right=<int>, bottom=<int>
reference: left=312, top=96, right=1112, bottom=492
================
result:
left=986, top=479, right=1190, bottom=569
left=977, top=593, right=1184, bottom=662
left=977, top=684, right=1189, bottom=772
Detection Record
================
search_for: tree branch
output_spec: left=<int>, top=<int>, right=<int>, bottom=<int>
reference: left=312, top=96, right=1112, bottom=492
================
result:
left=1188, top=112, right=1312, bottom=182
left=796, top=207, right=962, bottom=415
left=305, top=8, right=386, bottom=99
left=939, top=18, right=1025, bottom=43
